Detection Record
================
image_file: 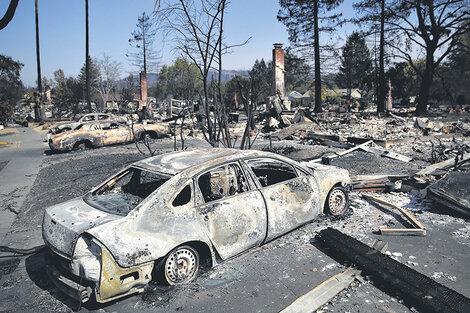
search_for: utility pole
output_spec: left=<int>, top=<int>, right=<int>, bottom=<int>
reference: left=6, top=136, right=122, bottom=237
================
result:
left=34, top=0, right=43, bottom=121
left=85, top=0, right=91, bottom=113
left=377, top=0, right=386, bottom=113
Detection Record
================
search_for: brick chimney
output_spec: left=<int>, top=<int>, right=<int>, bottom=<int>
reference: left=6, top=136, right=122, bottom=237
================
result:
left=273, top=43, right=285, bottom=97
left=139, top=71, right=148, bottom=109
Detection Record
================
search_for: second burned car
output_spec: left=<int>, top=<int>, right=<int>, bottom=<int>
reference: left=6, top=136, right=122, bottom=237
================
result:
left=48, top=120, right=169, bottom=152
left=42, top=148, right=351, bottom=303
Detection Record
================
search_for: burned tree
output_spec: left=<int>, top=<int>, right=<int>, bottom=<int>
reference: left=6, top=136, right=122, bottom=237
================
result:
left=155, top=0, right=243, bottom=148
left=127, top=12, right=160, bottom=73
left=353, top=0, right=396, bottom=113
left=387, top=0, right=469, bottom=114
left=278, top=0, right=344, bottom=112
left=95, top=54, right=121, bottom=111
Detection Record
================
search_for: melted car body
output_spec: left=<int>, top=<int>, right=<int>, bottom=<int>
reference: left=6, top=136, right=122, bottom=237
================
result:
left=42, top=148, right=350, bottom=303
left=48, top=120, right=168, bottom=152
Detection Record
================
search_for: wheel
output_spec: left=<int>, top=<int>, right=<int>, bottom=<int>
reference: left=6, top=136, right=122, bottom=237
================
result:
left=326, top=186, right=349, bottom=216
left=138, top=131, right=152, bottom=144
left=163, top=245, right=199, bottom=285
left=74, top=141, right=90, bottom=151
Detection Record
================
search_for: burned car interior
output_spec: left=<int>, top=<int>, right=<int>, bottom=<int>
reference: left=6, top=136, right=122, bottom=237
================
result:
left=198, top=163, right=249, bottom=203
left=247, top=159, right=298, bottom=187
left=85, top=167, right=170, bottom=216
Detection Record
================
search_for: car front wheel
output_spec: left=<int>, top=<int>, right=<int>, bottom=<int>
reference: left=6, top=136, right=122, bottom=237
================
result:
left=326, top=186, right=349, bottom=215
left=163, top=245, right=199, bottom=285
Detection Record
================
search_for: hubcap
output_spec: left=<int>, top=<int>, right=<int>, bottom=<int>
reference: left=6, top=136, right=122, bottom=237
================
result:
left=329, top=189, right=346, bottom=215
left=165, top=247, right=198, bottom=285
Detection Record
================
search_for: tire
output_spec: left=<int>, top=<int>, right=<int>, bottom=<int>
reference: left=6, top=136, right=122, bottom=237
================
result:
left=74, top=141, right=90, bottom=151
left=163, top=245, right=199, bottom=286
left=326, top=186, right=349, bottom=216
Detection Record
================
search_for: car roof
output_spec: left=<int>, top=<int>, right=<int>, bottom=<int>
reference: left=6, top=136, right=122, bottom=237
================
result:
left=133, top=148, right=268, bottom=176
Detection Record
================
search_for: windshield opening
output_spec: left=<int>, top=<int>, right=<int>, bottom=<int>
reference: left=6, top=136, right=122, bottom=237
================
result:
left=84, top=167, right=170, bottom=216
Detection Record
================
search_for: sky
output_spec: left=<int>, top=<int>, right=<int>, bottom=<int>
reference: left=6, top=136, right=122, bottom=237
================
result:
left=0, top=0, right=356, bottom=87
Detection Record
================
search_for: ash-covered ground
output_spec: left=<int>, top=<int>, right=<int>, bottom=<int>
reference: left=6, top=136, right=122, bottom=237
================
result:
left=0, top=135, right=469, bottom=313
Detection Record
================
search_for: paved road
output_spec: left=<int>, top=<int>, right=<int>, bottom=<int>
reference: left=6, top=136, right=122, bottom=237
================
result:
left=0, top=126, right=45, bottom=245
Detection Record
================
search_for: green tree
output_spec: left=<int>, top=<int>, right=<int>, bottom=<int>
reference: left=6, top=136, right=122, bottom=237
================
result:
left=120, top=74, right=137, bottom=103
left=284, top=50, right=311, bottom=93
left=0, top=54, right=23, bottom=124
left=155, top=58, right=201, bottom=101
left=336, top=32, right=373, bottom=97
left=387, top=61, right=423, bottom=106
left=278, top=0, right=344, bottom=112
left=78, top=58, right=100, bottom=104
left=52, top=69, right=81, bottom=113
left=249, top=59, right=271, bottom=104
left=127, top=12, right=159, bottom=73
left=224, top=75, right=249, bottom=112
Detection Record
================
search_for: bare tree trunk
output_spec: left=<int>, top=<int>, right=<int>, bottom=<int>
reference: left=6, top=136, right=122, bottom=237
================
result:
left=313, top=0, right=322, bottom=113
left=217, top=0, right=231, bottom=148
left=416, top=54, right=435, bottom=115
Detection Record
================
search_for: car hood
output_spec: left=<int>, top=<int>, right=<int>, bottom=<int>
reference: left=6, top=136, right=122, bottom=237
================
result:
left=42, top=197, right=122, bottom=259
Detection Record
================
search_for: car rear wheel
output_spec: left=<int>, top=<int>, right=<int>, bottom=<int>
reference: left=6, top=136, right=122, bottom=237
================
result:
left=326, top=186, right=349, bottom=215
left=163, top=245, right=199, bottom=286
left=74, top=141, right=91, bottom=151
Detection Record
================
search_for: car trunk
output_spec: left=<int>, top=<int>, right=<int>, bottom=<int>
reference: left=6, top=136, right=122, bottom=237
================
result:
left=42, top=198, right=122, bottom=258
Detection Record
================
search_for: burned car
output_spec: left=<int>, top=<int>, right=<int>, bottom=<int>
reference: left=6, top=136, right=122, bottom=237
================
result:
left=42, top=148, right=350, bottom=303
left=48, top=120, right=168, bottom=152
left=44, top=113, right=113, bottom=142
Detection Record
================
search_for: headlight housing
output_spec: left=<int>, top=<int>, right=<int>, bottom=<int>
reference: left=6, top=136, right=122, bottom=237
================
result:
left=70, top=235, right=102, bottom=283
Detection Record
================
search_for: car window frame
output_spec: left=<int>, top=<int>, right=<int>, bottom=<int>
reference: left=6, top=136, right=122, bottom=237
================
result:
left=169, top=180, right=194, bottom=208
left=194, top=160, right=252, bottom=206
left=243, top=157, right=302, bottom=189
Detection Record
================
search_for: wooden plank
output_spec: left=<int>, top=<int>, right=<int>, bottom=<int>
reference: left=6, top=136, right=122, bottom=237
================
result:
left=370, top=239, right=389, bottom=253
left=379, top=227, right=427, bottom=236
left=337, top=140, right=373, bottom=156
left=267, top=121, right=309, bottom=140
left=280, top=267, right=361, bottom=313
left=362, top=194, right=426, bottom=233
left=352, top=174, right=409, bottom=181
left=302, top=140, right=373, bottom=165
left=360, top=145, right=413, bottom=162
left=415, top=153, right=470, bottom=176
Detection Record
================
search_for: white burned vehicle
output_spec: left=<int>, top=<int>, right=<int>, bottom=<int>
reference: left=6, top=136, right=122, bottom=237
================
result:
left=48, top=120, right=168, bottom=152
left=42, top=148, right=351, bottom=303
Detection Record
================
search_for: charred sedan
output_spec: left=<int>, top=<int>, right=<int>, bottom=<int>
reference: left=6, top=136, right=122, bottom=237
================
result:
left=42, top=148, right=350, bottom=303
left=44, top=113, right=113, bottom=142
left=48, top=120, right=168, bottom=152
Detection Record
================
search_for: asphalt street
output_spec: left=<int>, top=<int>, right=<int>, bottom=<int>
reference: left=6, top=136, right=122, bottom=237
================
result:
left=0, top=126, right=45, bottom=245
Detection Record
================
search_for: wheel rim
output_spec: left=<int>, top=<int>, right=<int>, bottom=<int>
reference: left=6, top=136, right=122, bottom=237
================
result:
left=164, top=247, right=198, bottom=285
left=329, top=189, right=346, bottom=215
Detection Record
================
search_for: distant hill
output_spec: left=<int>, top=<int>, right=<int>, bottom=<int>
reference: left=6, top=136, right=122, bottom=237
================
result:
left=208, top=69, right=249, bottom=82
left=120, top=69, right=249, bottom=88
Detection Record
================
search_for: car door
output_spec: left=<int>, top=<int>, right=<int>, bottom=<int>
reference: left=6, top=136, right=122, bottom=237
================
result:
left=101, top=122, right=131, bottom=145
left=245, top=158, right=319, bottom=242
left=195, top=162, right=267, bottom=260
